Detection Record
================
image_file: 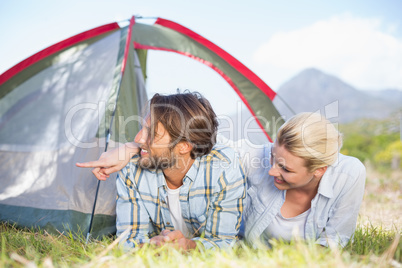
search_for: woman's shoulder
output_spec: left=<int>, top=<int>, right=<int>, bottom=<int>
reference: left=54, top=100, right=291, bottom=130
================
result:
left=324, top=153, right=366, bottom=189
left=317, top=154, right=366, bottom=200
left=335, top=154, right=366, bottom=175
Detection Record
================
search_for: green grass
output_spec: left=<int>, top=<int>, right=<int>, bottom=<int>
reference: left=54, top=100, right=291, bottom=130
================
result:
left=0, top=222, right=400, bottom=267
left=1, top=165, right=400, bottom=267
left=1, top=158, right=400, bottom=267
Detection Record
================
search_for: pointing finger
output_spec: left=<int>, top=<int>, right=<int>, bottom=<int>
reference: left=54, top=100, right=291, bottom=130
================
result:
left=76, top=160, right=105, bottom=168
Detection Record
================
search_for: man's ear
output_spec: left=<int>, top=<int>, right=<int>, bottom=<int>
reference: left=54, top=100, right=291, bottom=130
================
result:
left=313, top=166, right=327, bottom=178
left=176, top=142, right=193, bottom=155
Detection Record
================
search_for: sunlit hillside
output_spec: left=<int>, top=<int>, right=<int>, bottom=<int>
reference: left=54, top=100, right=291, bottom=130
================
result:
left=340, top=115, right=402, bottom=230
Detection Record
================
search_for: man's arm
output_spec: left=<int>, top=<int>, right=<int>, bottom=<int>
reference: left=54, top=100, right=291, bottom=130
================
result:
left=76, top=142, right=140, bottom=180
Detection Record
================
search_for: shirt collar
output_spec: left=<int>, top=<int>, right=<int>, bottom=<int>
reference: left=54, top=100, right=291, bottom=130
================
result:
left=154, top=169, right=166, bottom=188
left=154, top=158, right=200, bottom=187
left=184, top=157, right=200, bottom=182
left=317, top=166, right=335, bottom=198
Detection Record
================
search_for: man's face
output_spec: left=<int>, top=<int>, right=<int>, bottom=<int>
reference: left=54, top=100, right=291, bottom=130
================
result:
left=134, top=118, right=177, bottom=170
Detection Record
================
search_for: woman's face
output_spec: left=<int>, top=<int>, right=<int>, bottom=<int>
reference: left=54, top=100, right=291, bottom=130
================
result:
left=269, top=142, right=322, bottom=191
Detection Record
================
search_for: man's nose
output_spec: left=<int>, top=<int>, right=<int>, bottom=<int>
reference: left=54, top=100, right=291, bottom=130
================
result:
left=134, top=128, right=147, bottom=144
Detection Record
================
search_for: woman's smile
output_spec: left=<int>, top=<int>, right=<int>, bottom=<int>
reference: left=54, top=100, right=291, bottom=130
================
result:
left=274, top=176, right=286, bottom=184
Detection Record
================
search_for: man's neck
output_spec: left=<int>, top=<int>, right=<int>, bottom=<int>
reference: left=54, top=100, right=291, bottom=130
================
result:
left=163, top=157, right=195, bottom=189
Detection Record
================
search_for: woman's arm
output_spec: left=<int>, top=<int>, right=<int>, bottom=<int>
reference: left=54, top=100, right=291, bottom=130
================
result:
left=316, top=159, right=366, bottom=247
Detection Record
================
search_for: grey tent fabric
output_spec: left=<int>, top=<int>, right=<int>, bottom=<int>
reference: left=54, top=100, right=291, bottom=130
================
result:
left=0, top=24, right=147, bottom=237
left=0, top=30, right=121, bottom=151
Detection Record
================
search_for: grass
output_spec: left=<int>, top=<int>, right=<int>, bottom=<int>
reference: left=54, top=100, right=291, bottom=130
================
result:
left=1, top=168, right=401, bottom=267
left=0, top=222, right=400, bottom=267
left=359, top=165, right=402, bottom=230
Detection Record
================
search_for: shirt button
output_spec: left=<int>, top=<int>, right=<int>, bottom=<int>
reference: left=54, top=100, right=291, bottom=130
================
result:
left=166, top=222, right=171, bottom=225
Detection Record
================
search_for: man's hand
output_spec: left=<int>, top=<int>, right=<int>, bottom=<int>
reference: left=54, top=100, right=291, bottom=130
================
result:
left=76, top=142, right=140, bottom=180
left=149, top=230, right=197, bottom=250
left=149, top=230, right=172, bottom=246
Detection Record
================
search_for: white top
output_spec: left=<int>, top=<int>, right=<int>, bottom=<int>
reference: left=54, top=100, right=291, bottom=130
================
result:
left=262, top=208, right=310, bottom=243
left=166, top=185, right=191, bottom=238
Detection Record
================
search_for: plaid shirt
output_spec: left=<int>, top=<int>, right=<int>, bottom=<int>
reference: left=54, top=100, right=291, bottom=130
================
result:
left=116, top=144, right=246, bottom=249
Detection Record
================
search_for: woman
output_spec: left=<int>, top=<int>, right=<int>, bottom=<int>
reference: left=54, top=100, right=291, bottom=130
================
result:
left=77, top=112, right=366, bottom=248
left=238, top=112, right=366, bottom=247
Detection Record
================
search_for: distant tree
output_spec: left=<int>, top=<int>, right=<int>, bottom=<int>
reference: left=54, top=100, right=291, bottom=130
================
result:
left=340, top=115, right=400, bottom=170
left=374, top=141, right=402, bottom=170
left=341, top=133, right=371, bottom=162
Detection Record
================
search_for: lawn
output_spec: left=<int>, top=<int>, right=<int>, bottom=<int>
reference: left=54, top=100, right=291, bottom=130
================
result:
left=0, top=168, right=401, bottom=267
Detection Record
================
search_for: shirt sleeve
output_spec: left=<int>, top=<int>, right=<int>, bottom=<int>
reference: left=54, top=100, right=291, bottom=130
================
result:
left=192, top=153, right=247, bottom=249
left=316, top=159, right=366, bottom=247
left=115, top=162, right=151, bottom=248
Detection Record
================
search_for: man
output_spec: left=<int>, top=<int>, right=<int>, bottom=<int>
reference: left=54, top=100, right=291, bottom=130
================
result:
left=77, top=92, right=246, bottom=250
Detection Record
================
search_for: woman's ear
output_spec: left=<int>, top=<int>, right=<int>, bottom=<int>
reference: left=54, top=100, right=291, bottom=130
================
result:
left=313, top=166, right=327, bottom=178
left=176, top=142, right=193, bottom=155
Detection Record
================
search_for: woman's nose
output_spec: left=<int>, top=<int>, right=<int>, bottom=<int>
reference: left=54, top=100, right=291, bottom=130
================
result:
left=268, top=163, right=279, bottom=177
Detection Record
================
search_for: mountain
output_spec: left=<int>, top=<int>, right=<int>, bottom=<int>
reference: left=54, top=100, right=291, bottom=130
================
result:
left=365, top=89, right=402, bottom=107
left=273, top=68, right=402, bottom=123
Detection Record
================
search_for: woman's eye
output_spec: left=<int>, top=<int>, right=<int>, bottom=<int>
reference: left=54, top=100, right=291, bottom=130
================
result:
left=279, top=164, right=289, bottom=172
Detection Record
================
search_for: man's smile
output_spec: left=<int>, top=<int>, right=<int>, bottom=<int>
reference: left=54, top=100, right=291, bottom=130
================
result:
left=140, top=148, right=149, bottom=156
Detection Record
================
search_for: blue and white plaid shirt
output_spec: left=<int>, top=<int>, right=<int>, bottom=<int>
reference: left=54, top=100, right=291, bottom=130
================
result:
left=116, top=144, right=246, bottom=249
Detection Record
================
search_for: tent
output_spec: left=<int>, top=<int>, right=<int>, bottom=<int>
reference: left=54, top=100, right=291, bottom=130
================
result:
left=0, top=16, right=283, bottom=237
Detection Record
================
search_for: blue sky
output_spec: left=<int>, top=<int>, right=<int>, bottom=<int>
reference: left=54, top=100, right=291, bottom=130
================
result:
left=1, top=0, right=401, bottom=115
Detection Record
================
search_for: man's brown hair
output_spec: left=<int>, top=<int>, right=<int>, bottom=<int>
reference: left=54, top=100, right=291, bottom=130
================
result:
left=148, top=91, right=218, bottom=159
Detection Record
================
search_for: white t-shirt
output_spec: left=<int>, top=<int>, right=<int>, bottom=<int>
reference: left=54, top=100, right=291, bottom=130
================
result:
left=262, top=208, right=310, bottom=242
left=166, top=185, right=191, bottom=238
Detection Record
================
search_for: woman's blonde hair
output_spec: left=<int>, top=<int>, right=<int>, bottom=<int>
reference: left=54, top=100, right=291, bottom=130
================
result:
left=276, top=112, right=343, bottom=172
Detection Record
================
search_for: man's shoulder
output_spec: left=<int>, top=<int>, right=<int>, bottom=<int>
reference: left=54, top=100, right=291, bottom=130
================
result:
left=195, top=145, right=245, bottom=187
left=124, top=154, right=140, bottom=171
left=128, top=154, right=140, bottom=164
left=200, top=144, right=238, bottom=165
